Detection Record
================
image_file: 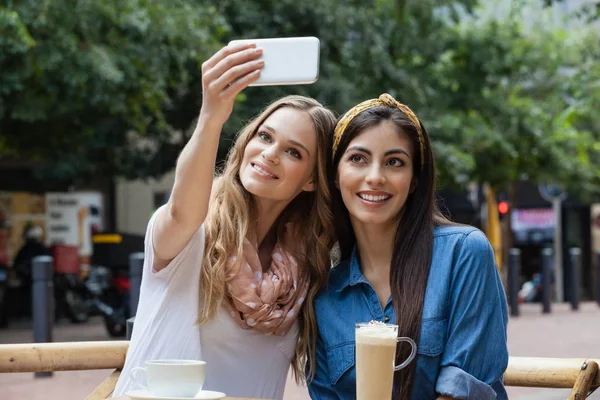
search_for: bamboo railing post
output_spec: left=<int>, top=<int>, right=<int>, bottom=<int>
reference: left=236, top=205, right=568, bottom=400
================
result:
left=568, top=360, right=599, bottom=400
left=86, top=369, right=121, bottom=400
left=0, top=341, right=128, bottom=373
left=504, top=357, right=600, bottom=389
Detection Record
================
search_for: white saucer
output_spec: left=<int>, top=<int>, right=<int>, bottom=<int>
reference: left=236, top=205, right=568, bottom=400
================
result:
left=125, top=389, right=226, bottom=400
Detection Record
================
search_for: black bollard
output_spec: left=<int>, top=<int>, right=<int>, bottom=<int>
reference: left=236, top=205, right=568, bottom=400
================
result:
left=32, top=255, right=54, bottom=378
left=541, top=248, right=553, bottom=314
left=508, top=248, right=521, bottom=317
left=126, top=316, right=136, bottom=340
left=128, top=252, right=144, bottom=318
left=569, top=248, right=581, bottom=311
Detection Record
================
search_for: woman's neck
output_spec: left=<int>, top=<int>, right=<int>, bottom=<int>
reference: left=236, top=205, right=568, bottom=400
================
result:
left=252, top=197, right=290, bottom=247
left=351, top=218, right=397, bottom=307
left=354, top=223, right=396, bottom=273
left=249, top=197, right=293, bottom=272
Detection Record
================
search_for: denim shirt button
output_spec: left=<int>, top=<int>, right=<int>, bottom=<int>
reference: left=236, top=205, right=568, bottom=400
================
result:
left=384, top=316, right=390, bottom=322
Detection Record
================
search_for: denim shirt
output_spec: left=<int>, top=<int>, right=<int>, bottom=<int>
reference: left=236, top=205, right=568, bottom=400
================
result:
left=308, top=226, right=509, bottom=400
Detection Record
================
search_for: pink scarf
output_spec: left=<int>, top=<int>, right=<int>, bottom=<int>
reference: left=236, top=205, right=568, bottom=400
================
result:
left=224, top=225, right=308, bottom=336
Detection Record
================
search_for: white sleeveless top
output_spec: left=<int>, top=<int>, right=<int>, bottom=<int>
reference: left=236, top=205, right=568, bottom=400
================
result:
left=113, top=208, right=298, bottom=399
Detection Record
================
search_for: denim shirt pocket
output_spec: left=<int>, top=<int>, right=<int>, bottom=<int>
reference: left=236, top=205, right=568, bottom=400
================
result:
left=418, top=318, right=447, bottom=356
left=326, top=342, right=355, bottom=386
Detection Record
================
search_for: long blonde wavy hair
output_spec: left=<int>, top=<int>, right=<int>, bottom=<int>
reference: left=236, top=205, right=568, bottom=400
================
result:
left=198, top=95, right=336, bottom=381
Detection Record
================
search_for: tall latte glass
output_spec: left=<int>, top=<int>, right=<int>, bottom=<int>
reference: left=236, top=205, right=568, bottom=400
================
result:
left=355, top=322, right=417, bottom=400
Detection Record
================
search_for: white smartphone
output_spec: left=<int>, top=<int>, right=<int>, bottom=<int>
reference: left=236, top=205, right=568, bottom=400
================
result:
left=228, top=36, right=320, bottom=86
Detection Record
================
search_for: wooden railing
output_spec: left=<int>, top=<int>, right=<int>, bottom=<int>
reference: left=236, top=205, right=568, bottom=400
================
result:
left=0, top=341, right=127, bottom=399
left=0, top=341, right=598, bottom=399
left=0, top=341, right=127, bottom=373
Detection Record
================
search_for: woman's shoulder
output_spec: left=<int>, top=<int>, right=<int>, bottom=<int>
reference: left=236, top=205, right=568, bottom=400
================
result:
left=433, top=225, right=494, bottom=261
left=434, top=224, right=480, bottom=238
left=432, top=224, right=497, bottom=281
left=144, top=205, right=206, bottom=278
left=434, top=225, right=490, bottom=247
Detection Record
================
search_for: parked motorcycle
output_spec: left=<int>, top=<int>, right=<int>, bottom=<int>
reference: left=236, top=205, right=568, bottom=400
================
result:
left=5, top=227, right=142, bottom=333
left=90, top=232, right=143, bottom=337
left=53, top=271, right=89, bottom=324
left=82, top=264, right=130, bottom=337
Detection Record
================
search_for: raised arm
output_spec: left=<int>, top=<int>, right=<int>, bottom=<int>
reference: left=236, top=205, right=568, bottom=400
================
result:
left=152, top=43, right=264, bottom=271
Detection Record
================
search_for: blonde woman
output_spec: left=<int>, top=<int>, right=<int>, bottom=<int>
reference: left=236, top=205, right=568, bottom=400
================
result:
left=113, top=42, right=337, bottom=399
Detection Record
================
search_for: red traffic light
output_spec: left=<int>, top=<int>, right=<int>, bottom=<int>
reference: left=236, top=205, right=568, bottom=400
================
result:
left=498, top=201, right=509, bottom=215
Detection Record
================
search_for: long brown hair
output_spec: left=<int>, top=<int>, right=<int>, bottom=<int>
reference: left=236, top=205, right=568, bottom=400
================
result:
left=199, top=95, right=337, bottom=381
left=330, top=105, right=451, bottom=399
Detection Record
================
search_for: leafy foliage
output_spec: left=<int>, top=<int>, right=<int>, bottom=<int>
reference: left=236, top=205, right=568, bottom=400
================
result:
left=1, top=0, right=599, bottom=199
left=425, top=0, right=600, bottom=196
left=0, top=0, right=225, bottom=182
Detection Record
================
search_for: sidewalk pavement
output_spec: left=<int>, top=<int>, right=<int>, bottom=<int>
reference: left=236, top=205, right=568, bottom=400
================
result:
left=1, top=302, right=599, bottom=400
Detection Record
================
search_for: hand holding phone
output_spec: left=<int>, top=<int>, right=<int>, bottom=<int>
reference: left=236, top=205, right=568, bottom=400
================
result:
left=199, top=42, right=265, bottom=126
left=228, top=37, right=320, bottom=86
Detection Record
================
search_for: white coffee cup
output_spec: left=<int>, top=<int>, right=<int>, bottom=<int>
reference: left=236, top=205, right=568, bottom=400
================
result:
left=130, top=359, right=206, bottom=398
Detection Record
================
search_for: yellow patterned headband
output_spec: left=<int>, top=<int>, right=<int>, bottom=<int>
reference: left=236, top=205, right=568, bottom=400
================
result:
left=332, top=93, right=425, bottom=166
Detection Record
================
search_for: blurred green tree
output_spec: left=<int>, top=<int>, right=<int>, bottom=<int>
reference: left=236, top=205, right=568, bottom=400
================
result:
left=422, top=0, right=600, bottom=199
left=0, top=0, right=225, bottom=183
left=1, top=0, right=598, bottom=200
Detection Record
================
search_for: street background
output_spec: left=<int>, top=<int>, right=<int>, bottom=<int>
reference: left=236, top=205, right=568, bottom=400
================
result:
left=2, top=0, right=600, bottom=399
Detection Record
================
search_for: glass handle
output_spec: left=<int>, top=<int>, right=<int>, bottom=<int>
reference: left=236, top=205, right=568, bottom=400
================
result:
left=394, top=337, right=417, bottom=371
